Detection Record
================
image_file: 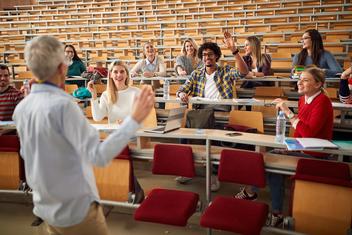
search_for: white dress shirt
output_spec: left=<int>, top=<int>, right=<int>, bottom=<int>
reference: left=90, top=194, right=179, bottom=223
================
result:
left=13, top=83, right=139, bottom=227
left=91, top=86, right=140, bottom=123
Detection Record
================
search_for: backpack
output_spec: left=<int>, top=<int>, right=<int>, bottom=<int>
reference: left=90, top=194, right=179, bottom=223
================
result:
left=73, top=87, right=92, bottom=99
left=185, top=109, right=215, bottom=129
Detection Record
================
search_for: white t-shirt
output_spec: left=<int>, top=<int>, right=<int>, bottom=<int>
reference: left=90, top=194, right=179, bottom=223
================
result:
left=91, top=86, right=140, bottom=123
left=204, top=71, right=220, bottom=99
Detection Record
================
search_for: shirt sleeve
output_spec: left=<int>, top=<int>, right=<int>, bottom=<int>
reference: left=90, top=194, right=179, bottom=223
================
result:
left=177, top=73, right=194, bottom=96
left=131, top=60, right=143, bottom=75
left=295, top=98, right=331, bottom=137
left=324, top=51, right=343, bottom=77
left=62, top=101, right=140, bottom=167
left=155, top=57, right=167, bottom=77
left=339, top=79, right=352, bottom=104
left=175, top=56, right=185, bottom=74
left=79, top=61, right=87, bottom=73
left=91, top=93, right=108, bottom=121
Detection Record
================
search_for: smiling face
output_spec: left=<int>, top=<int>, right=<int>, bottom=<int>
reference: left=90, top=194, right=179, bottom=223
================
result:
left=301, top=32, right=312, bottom=50
left=202, top=49, right=217, bottom=68
left=244, top=40, right=252, bottom=56
left=144, top=43, right=155, bottom=60
left=64, top=46, right=74, bottom=60
left=110, top=65, right=128, bottom=89
left=185, top=41, right=195, bottom=57
left=0, top=68, right=10, bottom=92
left=297, top=71, right=322, bottom=96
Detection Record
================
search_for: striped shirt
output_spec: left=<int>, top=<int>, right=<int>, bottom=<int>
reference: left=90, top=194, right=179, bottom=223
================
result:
left=177, top=64, right=244, bottom=99
left=0, top=86, right=24, bottom=121
left=339, top=79, right=352, bottom=104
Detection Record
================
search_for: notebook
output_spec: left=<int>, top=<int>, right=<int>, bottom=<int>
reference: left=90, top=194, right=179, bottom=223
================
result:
left=144, top=106, right=187, bottom=134
left=284, top=138, right=339, bottom=151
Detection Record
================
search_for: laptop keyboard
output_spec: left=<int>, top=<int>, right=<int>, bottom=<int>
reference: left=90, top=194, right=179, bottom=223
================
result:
left=153, top=127, right=165, bottom=131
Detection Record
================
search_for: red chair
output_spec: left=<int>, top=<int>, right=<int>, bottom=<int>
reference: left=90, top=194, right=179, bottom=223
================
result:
left=134, top=144, right=199, bottom=226
left=290, top=158, right=352, bottom=235
left=200, top=149, right=268, bottom=235
left=0, top=135, right=22, bottom=189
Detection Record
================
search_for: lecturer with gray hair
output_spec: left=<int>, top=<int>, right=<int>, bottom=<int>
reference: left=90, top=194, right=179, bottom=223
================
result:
left=13, top=35, right=154, bottom=235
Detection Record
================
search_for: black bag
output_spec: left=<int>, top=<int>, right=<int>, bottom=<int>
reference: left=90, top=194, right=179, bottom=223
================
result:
left=184, top=109, right=215, bottom=145
left=185, top=109, right=215, bottom=129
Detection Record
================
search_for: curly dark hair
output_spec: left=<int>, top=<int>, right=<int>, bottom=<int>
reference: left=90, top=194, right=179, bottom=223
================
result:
left=198, top=42, right=222, bottom=62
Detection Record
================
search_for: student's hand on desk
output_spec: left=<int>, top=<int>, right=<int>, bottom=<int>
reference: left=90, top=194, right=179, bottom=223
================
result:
left=179, top=92, right=189, bottom=103
left=179, top=71, right=187, bottom=76
left=132, top=86, right=155, bottom=124
left=87, top=80, right=97, bottom=99
left=143, top=71, right=154, bottom=77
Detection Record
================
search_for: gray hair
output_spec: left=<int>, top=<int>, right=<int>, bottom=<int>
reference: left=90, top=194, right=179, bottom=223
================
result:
left=24, top=35, right=65, bottom=81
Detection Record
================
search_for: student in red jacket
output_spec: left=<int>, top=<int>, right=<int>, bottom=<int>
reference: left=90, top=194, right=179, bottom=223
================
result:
left=235, top=65, right=334, bottom=227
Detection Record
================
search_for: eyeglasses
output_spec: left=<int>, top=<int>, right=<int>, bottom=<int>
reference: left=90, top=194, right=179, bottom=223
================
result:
left=202, top=53, right=215, bottom=58
left=301, top=36, right=311, bottom=41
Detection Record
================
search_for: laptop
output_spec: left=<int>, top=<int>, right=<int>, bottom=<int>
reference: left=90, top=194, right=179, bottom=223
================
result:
left=144, top=106, right=187, bottom=134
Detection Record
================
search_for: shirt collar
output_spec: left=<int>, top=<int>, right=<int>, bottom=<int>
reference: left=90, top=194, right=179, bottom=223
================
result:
left=31, top=83, right=74, bottom=100
left=305, top=90, right=321, bottom=104
left=145, top=57, right=157, bottom=66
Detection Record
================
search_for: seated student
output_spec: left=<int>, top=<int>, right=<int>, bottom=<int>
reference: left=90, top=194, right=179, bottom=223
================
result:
left=176, top=32, right=248, bottom=189
left=130, top=42, right=166, bottom=89
left=339, top=66, right=352, bottom=104
left=175, top=38, right=202, bottom=76
left=235, top=66, right=334, bottom=227
left=241, top=36, right=273, bottom=88
left=65, top=44, right=86, bottom=87
left=292, top=29, right=342, bottom=78
left=87, top=60, right=140, bottom=124
left=0, top=64, right=24, bottom=121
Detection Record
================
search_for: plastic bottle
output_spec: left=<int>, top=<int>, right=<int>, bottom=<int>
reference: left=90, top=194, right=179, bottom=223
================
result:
left=163, top=79, right=170, bottom=99
left=23, top=79, right=30, bottom=96
left=275, top=111, right=286, bottom=143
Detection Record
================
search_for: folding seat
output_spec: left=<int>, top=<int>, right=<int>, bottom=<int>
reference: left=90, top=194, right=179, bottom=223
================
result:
left=134, top=144, right=199, bottom=226
left=289, top=158, right=352, bottom=235
left=200, top=149, right=268, bottom=235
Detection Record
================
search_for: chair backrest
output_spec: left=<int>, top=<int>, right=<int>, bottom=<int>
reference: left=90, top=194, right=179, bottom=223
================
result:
left=142, top=107, right=157, bottom=128
left=0, top=135, right=20, bottom=152
left=254, top=86, right=284, bottom=98
left=218, top=149, right=266, bottom=188
left=65, top=84, right=78, bottom=94
left=325, top=87, right=338, bottom=100
left=95, top=84, right=106, bottom=95
left=294, top=158, right=352, bottom=187
left=152, top=144, right=195, bottom=178
left=228, top=110, right=264, bottom=134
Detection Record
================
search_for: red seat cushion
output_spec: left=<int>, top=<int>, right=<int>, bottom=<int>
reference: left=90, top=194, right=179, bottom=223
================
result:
left=0, top=135, right=20, bottom=152
left=200, top=196, right=268, bottom=235
left=134, top=188, right=199, bottom=226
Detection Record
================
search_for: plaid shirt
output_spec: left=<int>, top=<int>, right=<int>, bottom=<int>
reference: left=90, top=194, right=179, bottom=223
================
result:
left=178, top=64, right=244, bottom=99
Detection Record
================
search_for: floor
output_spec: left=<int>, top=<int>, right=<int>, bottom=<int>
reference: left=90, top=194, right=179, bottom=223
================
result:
left=0, top=160, right=292, bottom=235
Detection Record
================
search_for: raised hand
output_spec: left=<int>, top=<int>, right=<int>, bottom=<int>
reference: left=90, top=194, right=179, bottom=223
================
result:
left=223, top=31, right=237, bottom=52
left=87, top=80, right=97, bottom=99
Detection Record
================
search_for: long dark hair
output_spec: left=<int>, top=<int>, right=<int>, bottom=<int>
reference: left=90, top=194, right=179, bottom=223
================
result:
left=65, top=45, right=82, bottom=62
left=297, top=29, right=324, bottom=66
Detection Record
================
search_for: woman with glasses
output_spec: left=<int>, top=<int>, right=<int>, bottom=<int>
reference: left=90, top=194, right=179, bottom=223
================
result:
left=175, top=38, right=202, bottom=76
left=131, top=42, right=166, bottom=89
left=65, top=45, right=87, bottom=87
left=292, top=29, right=342, bottom=77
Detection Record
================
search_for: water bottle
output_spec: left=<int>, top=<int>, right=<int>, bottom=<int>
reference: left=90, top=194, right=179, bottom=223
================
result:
left=23, top=79, right=30, bottom=96
left=275, top=111, right=286, bottom=143
left=163, top=79, right=169, bottom=99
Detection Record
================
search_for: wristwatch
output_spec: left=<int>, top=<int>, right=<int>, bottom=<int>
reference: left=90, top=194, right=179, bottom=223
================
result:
left=232, top=49, right=239, bottom=55
left=287, top=111, right=295, bottom=119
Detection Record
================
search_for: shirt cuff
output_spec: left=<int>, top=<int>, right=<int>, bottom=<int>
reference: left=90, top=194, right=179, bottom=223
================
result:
left=292, top=118, right=299, bottom=129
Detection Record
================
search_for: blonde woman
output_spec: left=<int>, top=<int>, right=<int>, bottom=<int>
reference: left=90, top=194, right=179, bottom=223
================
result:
left=131, top=42, right=166, bottom=88
left=175, top=38, right=202, bottom=76
left=241, top=36, right=272, bottom=88
left=88, top=60, right=140, bottom=123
